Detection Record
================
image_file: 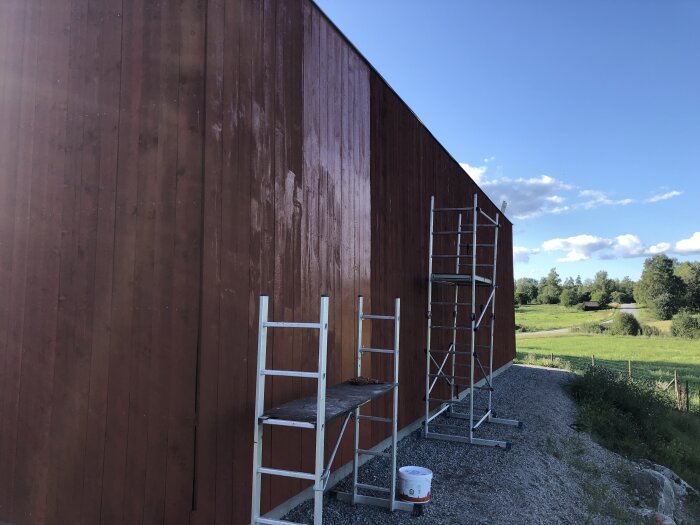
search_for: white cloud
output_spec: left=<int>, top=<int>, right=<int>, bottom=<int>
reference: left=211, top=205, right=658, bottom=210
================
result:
left=513, top=246, right=540, bottom=263
left=647, top=242, right=672, bottom=255
left=612, top=234, right=670, bottom=258
left=647, top=190, right=682, bottom=203
left=459, top=160, right=679, bottom=221
left=480, top=174, right=574, bottom=219
left=459, top=161, right=637, bottom=220
left=576, top=190, right=634, bottom=209
left=459, top=162, right=487, bottom=184
left=542, top=234, right=612, bottom=262
left=539, top=233, right=673, bottom=262
left=675, top=232, right=700, bottom=254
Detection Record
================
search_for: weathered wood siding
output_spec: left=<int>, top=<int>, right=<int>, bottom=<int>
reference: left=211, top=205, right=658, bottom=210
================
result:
left=0, top=1, right=514, bottom=524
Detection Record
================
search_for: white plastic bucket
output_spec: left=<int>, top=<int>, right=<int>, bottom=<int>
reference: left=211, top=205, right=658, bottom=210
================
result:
left=398, top=466, right=433, bottom=503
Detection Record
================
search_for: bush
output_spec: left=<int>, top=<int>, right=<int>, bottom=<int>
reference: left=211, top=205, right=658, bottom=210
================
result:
left=609, top=312, right=641, bottom=336
left=671, top=310, right=700, bottom=339
left=568, top=367, right=700, bottom=489
left=639, top=324, right=661, bottom=337
left=571, top=322, right=608, bottom=334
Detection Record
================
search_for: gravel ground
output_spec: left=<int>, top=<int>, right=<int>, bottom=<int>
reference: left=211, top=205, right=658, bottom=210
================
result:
left=284, top=364, right=638, bottom=525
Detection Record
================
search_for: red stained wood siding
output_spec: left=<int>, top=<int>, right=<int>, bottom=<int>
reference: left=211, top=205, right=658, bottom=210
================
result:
left=0, top=1, right=514, bottom=524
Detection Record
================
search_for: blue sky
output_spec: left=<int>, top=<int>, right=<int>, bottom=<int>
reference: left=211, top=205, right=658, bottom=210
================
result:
left=315, top=0, right=700, bottom=280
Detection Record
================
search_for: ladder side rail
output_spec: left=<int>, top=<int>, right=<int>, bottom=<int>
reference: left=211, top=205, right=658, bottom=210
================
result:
left=449, top=214, right=462, bottom=411
left=488, top=213, right=500, bottom=414
left=469, top=193, right=478, bottom=442
left=425, top=196, right=435, bottom=434
left=391, top=298, right=400, bottom=512
left=352, top=296, right=363, bottom=504
left=313, top=296, right=330, bottom=525
left=251, top=296, right=270, bottom=525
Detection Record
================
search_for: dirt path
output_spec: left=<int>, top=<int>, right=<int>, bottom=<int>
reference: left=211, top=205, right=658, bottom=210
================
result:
left=283, top=366, right=641, bottom=524
left=618, top=303, right=639, bottom=318
left=517, top=327, right=570, bottom=336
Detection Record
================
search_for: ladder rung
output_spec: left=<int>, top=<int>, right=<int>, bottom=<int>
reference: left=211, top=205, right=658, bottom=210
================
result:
left=361, top=314, right=395, bottom=320
left=432, top=207, right=474, bottom=212
left=257, top=467, right=315, bottom=481
left=430, top=301, right=473, bottom=307
left=359, top=347, right=394, bottom=354
left=432, top=230, right=472, bottom=235
left=428, top=373, right=471, bottom=381
left=427, top=348, right=471, bottom=356
left=263, top=321, right=321, bottom=329
left=261, top=369, right=319, bottom=379
left=256, top=517, right=307, bottom=525
left=356, top=483, right=390, bottom=493
left=426, top=397, right=469, bottom=405
left=427, top=421, right=469, bottom=430
left=431, top=325, right=474, bottom=331
left=260, top=418, right=315, bottom=429
left=430, top=254, right=471, bottom=258
left=457, top=263, right=495, bottom=267
left=358, top=415, right=392, bottom=423
left=357, top=449, right=390, bottom=458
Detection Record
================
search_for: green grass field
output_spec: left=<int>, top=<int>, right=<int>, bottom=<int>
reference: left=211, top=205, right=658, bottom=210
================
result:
left=634, top=305, right=673, bottom=332
left=515, top=304, right=615, bottom=331
left=516, top=332, right=700, bottom=404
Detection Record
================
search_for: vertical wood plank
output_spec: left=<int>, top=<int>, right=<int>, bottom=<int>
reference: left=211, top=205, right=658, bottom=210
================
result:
left=80, top=1, right=124, bottom=522
left=163, top=0, right=205, bottom=523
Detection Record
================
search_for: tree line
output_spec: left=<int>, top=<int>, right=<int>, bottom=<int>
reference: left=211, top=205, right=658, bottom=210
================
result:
left=515, top=254, right=700, bottom=321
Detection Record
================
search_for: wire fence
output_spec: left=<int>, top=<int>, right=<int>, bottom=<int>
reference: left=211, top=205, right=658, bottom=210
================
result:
left=518, top=351, right=700, bottom=412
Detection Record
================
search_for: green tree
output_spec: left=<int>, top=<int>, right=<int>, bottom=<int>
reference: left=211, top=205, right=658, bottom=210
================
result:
left=514, top=277, right=539, bottom=305
left=676, top=261, right=700, bottom=311
left=538, top=268, right=562, bottom=304
left=560, top=287, right=580, bottom=307
left=617, top=276, right=635, bottom=303
left=591, top=270, right=613, bottom=307
left=635, top=255, right=686, bottom=320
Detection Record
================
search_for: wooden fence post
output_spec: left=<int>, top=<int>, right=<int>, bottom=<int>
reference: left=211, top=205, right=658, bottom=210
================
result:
left=591, top=354, right=595, bottom=367
left=685, top=381, right=690, bottom=412
left=628, top=360, right=631, bottom=378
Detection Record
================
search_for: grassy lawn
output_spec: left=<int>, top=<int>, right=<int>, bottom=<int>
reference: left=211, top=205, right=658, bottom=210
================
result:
left=516, top=332, right=700, bottom=399
left=515, top=304, right=615, bottom=331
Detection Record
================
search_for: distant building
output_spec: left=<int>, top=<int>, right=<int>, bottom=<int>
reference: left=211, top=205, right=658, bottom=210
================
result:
left=582, top=301, right=601, bottom=311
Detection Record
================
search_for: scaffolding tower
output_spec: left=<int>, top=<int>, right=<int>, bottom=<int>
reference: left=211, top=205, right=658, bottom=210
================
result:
left=423, top=193, right=521, bottom=450
left=251, top=296, right=414, bottom=525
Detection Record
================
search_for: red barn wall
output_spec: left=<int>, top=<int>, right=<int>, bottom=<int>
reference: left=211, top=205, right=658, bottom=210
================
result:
left=0, top=1, right=515, bottom=524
